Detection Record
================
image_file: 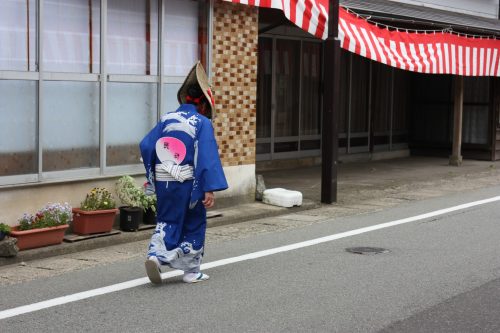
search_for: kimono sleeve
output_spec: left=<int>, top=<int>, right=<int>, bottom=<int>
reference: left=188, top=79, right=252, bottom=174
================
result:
left=195, top=119, right=228, bottom=193
left=139, top=122, right=163, bottom=184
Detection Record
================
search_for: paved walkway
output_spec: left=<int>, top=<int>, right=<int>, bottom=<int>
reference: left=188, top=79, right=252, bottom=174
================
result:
left=262, top=156, right=500, bottom=204
left=2, top=156, right=500, bottom=284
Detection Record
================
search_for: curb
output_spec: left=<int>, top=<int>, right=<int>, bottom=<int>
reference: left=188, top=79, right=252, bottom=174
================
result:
left=0, top=200, right=320, bottom=267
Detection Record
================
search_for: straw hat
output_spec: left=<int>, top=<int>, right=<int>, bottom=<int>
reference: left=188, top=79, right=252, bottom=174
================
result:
left=177, top=61, right=216, bottom=119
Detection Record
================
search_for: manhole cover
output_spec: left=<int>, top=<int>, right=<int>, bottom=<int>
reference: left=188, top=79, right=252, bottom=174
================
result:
left=345, top=247, right=389, bottom=255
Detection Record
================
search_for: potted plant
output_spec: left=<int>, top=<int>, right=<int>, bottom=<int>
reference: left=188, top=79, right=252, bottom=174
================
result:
left=9, top=203, right=72, bottom=250
left=72, top=187, right=118, bottom=235
left=140, top=192, right=157, bottom=225
left=0, top=223, right=11, bottom=241
left=116, top=176, right=144, bottom=231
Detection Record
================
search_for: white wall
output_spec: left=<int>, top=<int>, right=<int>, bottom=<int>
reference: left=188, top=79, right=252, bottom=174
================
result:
left=388, top=0, right=499, bottom=19
left=0, top=165, right=256, bottom=226
left=217, top=164, right=256, bottom=200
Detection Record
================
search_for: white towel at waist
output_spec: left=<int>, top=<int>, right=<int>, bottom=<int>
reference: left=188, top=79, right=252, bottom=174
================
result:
left=155, top=163, right=194, bottom=182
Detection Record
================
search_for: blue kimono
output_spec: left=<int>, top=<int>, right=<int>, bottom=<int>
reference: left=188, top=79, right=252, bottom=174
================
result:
left=139, top=104, right=228, bottom=273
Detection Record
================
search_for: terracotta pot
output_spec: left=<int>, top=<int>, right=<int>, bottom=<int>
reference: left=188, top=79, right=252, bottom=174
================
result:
left=72, top=208, right=118, bottom=235
left=10, top=224, right=69, bottom=251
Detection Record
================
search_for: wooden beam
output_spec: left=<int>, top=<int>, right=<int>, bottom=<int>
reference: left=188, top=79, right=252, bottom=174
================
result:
left=321, top=0, right=340, bottom=203
left=89, top=0, right=93, bottom=73
left=450, top=76, right=464, bottom=166
left=490, top=78, right=496, bottom=161
left=492, top=78, right=500, bottom=161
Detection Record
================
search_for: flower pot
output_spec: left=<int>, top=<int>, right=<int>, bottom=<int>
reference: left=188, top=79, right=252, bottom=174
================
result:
left=143, top=207, right=157, bottom=225
left=0, top=231, right=6, bottom=241
left=10, top=224, right=69, bottom=251
left=72, top=208, right=118, bottom=235
left=119, top=206, right=142, bottom=231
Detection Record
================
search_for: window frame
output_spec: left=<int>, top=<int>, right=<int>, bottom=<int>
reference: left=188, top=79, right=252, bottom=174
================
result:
left=0, top=0, right=212, bottom=186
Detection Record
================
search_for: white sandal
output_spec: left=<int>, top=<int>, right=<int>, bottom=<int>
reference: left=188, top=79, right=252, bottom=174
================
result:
left=145, top=256, right=162, bottom=284
left=183, top=272, right=210, bottom=283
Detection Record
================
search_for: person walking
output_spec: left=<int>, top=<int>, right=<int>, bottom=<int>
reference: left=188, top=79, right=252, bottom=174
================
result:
left=139, top=61, right=228, bottom=284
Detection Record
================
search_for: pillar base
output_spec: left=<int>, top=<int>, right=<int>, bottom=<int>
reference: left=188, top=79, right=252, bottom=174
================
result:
left=449, top=155, right=463, bottom=166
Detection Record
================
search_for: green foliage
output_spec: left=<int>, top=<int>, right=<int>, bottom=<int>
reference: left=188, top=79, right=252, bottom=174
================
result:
left=18, top=203, right=72, bottom=231
left=80, top=187, right=116, bottom=211
left=116, top=176, right=157, bottom=212
left=0, top=223, right=11, bottom=234
left=140, top=193, right=157, bottom=213
left=116, top=176, right=144, bottom=208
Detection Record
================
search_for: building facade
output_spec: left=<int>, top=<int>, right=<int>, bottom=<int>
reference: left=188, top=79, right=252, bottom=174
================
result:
left=255, top=0, right=500, bottom=166
left=0, top=0, right=259, bottom=225
left=0, top=0, right=499, bottom=225
left=389, top=0, right=499, bottom=19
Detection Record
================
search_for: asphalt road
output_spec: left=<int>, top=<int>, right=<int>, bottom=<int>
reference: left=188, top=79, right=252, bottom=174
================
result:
left=2, top=186, right=500, bottom=332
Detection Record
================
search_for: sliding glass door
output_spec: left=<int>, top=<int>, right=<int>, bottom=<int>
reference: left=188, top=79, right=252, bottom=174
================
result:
left=256, top=36, right=322, bottom=161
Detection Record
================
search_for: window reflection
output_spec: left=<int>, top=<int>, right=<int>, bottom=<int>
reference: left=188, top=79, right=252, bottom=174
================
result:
left=163, top=83, right=182, bottom=114
left=257, top=37, right=272, bottom=139
left=275, top=39, right=300, bottom=138
left=0, top=0, right=210, bottom=183
left=42, top=81, right=100, bottom=171
left=164, top=0, right=207, bottom=77
left=301, top=41, right=321, bottom=136
left=0, top=0, right=36, bottom=71
left=108, top=0, right=159, bottom=75
left=0, top=80, right=37, bottom=176
left=107, top=82, right=157, bottom=166
left=44, top=0, right=101, bottom=73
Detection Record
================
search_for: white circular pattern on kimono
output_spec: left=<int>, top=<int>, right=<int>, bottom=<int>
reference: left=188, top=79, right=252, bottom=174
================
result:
left=155, top=137, right=186, bottom=165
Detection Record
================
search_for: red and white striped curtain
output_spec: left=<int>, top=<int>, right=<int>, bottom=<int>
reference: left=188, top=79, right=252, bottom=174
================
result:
left=339, top=8, right=500, bottom=77
left=223, top=1, right=500, bottom=76
left=224, top=0, right=329, bottom=39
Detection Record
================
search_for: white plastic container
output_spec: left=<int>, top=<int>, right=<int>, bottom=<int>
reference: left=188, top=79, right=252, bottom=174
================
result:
left=262, top=188, right=303, bottom=208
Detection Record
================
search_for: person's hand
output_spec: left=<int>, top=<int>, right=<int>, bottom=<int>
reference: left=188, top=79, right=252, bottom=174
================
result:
left=203, top=192, right=215, bottom=208
left=144, top=182, right=155, bottom=195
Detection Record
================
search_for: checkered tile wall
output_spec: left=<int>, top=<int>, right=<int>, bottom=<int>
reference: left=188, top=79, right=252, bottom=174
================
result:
left=212, top=1, right=258, bottom=166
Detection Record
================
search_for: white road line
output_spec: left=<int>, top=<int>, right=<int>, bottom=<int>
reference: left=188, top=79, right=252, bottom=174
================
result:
left=2, top=196, right=500, bottom=320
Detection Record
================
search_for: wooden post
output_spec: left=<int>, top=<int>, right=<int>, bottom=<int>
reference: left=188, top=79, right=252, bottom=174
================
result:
left=450, top=76, right=464, bottom=166
left=490, top=78, right=496, bottom=161
left=492, top=78, right=500, bottom=161
left=321, top=0, right=340, bottom=203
